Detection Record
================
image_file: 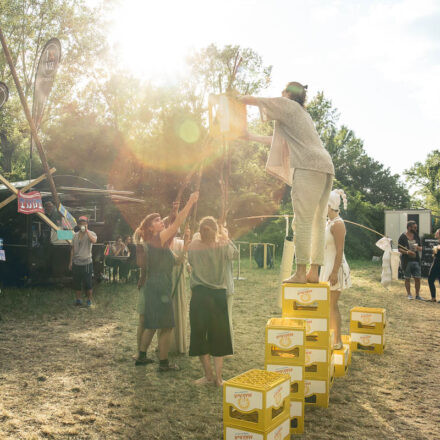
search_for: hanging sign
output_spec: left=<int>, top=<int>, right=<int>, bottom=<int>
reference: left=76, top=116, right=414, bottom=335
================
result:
left=0, top=250, right=5, bottom=261
left=58, top=203, right=77, bottom=229
left=17, top=191, right=44, bottom=214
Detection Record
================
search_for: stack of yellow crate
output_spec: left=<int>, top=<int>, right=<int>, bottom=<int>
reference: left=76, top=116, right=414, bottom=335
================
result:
left=264, top=318, right=306, bottom=435
left=282, top=282, right=332, bottom=409
left=223, top=369, right=291, bottom=440
left=349, top=307, right=386, bottom=354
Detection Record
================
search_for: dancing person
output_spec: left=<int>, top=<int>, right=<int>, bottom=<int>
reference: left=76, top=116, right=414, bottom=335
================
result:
left=69, top=216, right=97, bottom=307
left=398, top=221, right=423, bottom=300
left=188, top=217, right=238, bottom=387
left=428, top=229, right=440, bottom=303
left=319, top=190, right=351, bottom=349
left=238, top=82, right=334, bottom=284
left=135, top=191, right=199, bottom=370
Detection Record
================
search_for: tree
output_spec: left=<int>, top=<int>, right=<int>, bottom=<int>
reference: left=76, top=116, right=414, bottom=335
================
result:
left=405, top=150, right=440, bottom=214
left=0, top=0, right=109, bottom=177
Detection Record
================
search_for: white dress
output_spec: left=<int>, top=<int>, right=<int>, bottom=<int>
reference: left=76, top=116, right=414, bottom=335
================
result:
left=319, top=217, right=351, bottom=291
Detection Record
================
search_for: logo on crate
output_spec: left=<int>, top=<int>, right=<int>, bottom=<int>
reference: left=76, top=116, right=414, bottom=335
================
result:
left=274, top=427, right=283, bottom=440
left=298, top=289, right=313, bottom=303
left=360, top=314, right=373, bottom=325
left=234, top=392, right=252, bottom=410
left=305, top=320, right=312, bottom=334
left=273, top=366, right=293, bottom=377
left=276, top=332, right=293, bottom=347
left=360, top=335, right=372, bottom=345
left=273, top=386, right=283, bottom=407
left=232, top=433, right=253, bottom=440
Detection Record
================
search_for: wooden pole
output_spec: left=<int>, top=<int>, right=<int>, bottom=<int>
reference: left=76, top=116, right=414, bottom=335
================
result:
left=0, top=168, right=56, bottom=210
left=0, top=27, right=60, bottom=207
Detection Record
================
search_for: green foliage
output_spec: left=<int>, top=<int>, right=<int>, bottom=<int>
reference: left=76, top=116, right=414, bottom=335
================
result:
left=405, top=150, right=440, bottom=215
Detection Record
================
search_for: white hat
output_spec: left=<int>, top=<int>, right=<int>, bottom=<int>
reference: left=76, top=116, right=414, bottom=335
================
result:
left=328, top=189, right=347, bottom=211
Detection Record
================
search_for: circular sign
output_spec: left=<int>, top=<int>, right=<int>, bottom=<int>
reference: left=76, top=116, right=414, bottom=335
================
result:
left=0, top=82, right=9, bottom=109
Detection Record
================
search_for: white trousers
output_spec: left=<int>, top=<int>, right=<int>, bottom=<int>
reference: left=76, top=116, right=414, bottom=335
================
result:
left=291, top=169, right=333, bottom=266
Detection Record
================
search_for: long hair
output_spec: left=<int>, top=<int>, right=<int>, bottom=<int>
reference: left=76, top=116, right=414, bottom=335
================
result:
left=199, top=216, right=218, bottom=243
left=283, top=81, right=308, bottom=107
left=134, top=213, right=160, bottom=244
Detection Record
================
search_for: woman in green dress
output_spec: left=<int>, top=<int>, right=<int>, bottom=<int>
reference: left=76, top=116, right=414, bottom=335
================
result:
left=135, top=192, right=198, bottom=371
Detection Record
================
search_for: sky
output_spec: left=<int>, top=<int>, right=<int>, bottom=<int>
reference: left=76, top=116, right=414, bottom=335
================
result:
left=106, top=0, right=440, bottom=176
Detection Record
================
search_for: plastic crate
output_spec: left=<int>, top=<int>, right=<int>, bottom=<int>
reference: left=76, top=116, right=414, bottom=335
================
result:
left=224, top=415, right=290, bottom=440
left=349, top=307, right=386, bottom=334
left=223, top=369, right=291, bottom=431
left=289, top=399, right=304, bottom=435
left=265, top=318, right=305, bottom=365
left=304, top=379, right=329, bottom=408
left=350, top=332, right=385, bottom=354
left=304, top=347, right=332, bottom=379
left=333, top=344, right=349, bottom=377
left=265, top=363, right=304, bottom=400
left=282, top=283, right=330, bottom=318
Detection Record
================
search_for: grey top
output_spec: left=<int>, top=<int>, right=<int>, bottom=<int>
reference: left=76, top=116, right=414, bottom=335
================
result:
left=257, top=97, right=334, bottom=185
left=72, top=230, right=97, bottom=265
left=188, top=238, right=238, bottom=290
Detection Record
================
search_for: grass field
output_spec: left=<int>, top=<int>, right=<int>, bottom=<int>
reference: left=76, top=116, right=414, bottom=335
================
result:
left=1, top=260, right=440, bottom=440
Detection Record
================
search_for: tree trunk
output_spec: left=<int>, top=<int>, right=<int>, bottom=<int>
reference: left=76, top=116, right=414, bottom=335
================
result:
left=0, top=132, right=15, bottom=173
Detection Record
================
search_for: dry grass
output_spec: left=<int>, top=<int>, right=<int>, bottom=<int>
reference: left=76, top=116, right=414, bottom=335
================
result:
left=1, top=260, right=440, bottom=439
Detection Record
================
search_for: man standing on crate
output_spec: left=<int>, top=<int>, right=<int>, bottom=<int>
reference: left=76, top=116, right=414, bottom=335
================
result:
left=69, top=216, right=98, bottom=307
left=398, top=221, right=424, bottom=300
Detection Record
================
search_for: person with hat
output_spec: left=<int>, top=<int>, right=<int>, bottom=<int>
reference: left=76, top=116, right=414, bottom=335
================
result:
left=69, top=216, right=97, bottom=307
left=238, top=82, right=334, bottom=284
left=319, top=189, right=351, bottom=349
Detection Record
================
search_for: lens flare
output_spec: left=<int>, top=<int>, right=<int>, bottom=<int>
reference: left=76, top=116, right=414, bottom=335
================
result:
left=178, top=120, right=200, bottom=144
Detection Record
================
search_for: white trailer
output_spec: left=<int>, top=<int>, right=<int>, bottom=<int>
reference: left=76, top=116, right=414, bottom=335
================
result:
left=385, top=209, right=431, bottom=248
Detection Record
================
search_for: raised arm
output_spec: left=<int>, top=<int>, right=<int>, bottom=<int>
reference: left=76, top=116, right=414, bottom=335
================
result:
left=243, top=132, right=273, bottom=146
left=238, top=95, right=259, bottom=106
left=159, top=192, right=199, bottom=246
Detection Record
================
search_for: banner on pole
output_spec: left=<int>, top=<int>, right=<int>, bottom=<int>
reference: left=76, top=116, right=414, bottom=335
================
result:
left=31, top=38, right=61, bottom=154
left=17, top=191, right=44, bottom=214
left=58, top=203, right=77, bottom=229
left=0, top=81, right=8, bottom=109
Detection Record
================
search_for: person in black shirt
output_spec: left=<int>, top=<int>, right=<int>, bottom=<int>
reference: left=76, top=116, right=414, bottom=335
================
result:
left=428, top=229, right=440, bottom=303
left=398, top=221, right=423, bottom=300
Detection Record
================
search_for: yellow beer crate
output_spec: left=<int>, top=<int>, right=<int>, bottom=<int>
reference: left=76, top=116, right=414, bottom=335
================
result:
left=333, top=344, right=349, bottom=377
left=302, top=317, right=331, bottom=348
left=350, top=332, right=385, bottom=354
left=224, top=415, right=290, bottom=440
left=265, top=363, right=304, bottom=400
left=289, top=399, right=304, bottom=435
left=304, top=347, right=331, bottom=378
left=223, top=369, right=291, bottom=431
left=349, top=307, right=386, bottom=334
left=282, top=282, right=330, bottom=318
left=341, top=335, right=352, bottom=365
left=329, top=354, right=335, bottom=389
left=304, top=378, right=329, bottom=408
left=265, top=318, right=305, bottom=365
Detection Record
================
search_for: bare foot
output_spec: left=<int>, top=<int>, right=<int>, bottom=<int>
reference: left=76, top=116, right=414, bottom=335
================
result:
left=194, top=376, right=215, bottom=386
left=132, top=354, right=138, bottom=361
left=306, top=274, right=319, bottom=283
left=215, top=378, right=224, bottom=387
left=306, top=266, right=319, bottom=283
left=283, top=273, right=306, bottom=284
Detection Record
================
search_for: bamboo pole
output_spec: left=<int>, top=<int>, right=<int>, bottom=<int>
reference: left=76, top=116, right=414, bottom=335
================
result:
left=0, top=28, right=60, bottom=207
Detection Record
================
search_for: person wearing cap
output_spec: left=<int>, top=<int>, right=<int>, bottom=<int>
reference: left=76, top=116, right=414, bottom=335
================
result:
left=239, top=82, right=334, bottom=284
left=319, top=189, right=351, bottom=349
left=69, top=216, right=97, bottom=307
